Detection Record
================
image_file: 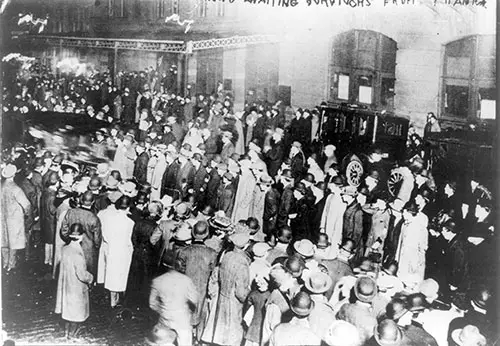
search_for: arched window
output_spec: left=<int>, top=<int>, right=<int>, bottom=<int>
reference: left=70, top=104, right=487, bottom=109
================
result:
left=329, top=30, right=397, bottom=110
left=441, top=35, right=496, bottom=120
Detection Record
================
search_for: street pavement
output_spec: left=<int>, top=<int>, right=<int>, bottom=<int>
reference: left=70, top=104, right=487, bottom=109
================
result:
left=2, top=245, right=155, bottom=345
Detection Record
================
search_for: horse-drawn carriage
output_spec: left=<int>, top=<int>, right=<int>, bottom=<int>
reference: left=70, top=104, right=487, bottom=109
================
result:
left=319, top=103, right=410, bottom=191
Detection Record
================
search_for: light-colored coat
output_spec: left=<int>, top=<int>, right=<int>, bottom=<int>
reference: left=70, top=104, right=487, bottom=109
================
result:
left=396, top=213, right=428, bottom=286
left=112, top=143, right=136, bottom=179
left=97, top=206, right=135, bottom=292
left=320, top=191, right=345, bottom=258
left=55, top=242, right=94, bottom=322
left=232, top=169, right=257, bottom=223
left=150, top=154, right=167, bottom=201
left=52, top=200, right=71, bottom=279
left=1, top=180, right=31, bottom=250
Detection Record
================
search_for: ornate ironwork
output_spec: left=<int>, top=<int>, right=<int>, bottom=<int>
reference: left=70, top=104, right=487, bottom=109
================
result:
left=22, top=34, right=278, bottom=53
left=191, top=35, right=278, bottom=51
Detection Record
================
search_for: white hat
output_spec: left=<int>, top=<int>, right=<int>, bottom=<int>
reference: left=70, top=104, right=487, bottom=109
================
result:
left=1, top=164, right=17, bottom=179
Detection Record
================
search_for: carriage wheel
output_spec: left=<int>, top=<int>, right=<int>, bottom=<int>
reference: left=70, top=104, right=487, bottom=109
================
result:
left=346, top=160, right=364, bottom=187
left=388, top=170, right=404, bottom=197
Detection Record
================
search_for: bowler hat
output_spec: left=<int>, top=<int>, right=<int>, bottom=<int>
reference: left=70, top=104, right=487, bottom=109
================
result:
left=305, top=272, right=333, bottom=294
left=374, top=320, right=403, bottom=346
left=354, top=276, right=378, bottom=303
left=385, top=298, right=408, bottom=321
left=407, top=293, right=429, bottom=312
left=471, top=286, right=491, bottom=310
left=290, top=291, right=315, bottom=317
left=284, top=255, right=306, bottom=278
left=451, top=325, right=486, bottom=346
left=192, top=221, right=210, bottom=240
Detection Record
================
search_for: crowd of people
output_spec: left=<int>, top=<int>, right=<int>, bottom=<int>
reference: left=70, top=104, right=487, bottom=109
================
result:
left=1, top=63, right=498, bottom=346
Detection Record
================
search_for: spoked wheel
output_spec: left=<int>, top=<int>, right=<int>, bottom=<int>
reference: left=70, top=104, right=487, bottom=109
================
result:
left=388, top=170, right=404, bottom=197
left=346, top=160, right=364, bottom=187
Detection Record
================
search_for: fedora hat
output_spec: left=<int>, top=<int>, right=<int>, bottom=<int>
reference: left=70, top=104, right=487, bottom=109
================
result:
left=354, top=276, right=378, bottom=303
left=374, top=320, right=403, bottom=346
left=451, top=325, right=486, bottom=346
left=229, top=231, right=250, bottom=248
left=324, top=321, right=361, bottom=346
left=407, top=293, right=429, bottom=312
left=293, top=239, right=315, bottom=258
left=1, top=164, right=17, bottom=179
left=174, top=202, right=191, bottom=219
left=118, top=181, right=138, bottom=198
left=305, top=272, right=333, bottom=294
left=290, top=291, right=315, bottom=317
left=253, top=242, right=271, bottom=258
left=208, top=214, right=232, bottom=231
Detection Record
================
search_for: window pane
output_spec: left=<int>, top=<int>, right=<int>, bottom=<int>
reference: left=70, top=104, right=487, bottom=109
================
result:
left=357, top=75, right=373, bottom=104
left=381, top=78, right=395, bottom=108
left=446, top=37, right=473, bottom=57
left=338, top=73, right=349, bottom=100
left=445, top=84, right=469, bottom=118
left=477, top=57, right=495, bottom=79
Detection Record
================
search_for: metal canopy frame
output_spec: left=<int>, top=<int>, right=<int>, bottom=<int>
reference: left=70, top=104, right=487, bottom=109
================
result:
left=21, top=34, right=278, bottom=54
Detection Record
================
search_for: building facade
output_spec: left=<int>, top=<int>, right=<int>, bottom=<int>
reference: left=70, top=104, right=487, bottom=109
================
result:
left=6, top=0, right=496, bottom=131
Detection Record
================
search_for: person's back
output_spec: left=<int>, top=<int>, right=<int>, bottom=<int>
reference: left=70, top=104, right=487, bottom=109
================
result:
left=150, top=270, right=198, bottom=331
left=270, top=319, right=321, bottom=346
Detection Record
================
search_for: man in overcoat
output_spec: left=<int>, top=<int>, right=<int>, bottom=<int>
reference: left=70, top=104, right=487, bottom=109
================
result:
left=202, top=232, right=250, bottom=346
left=1, top=164, right=32, bottom=271
left=341, top=186, right=364, bottom=262
left=60, top=191, right=102, bottom=277
left=176, top=221, right=217, bottom=341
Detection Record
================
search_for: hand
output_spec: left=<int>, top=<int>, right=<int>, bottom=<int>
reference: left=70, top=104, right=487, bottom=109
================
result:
left=289, top=213, right=297, bottom=219
left=34, top=216, right=40, bottom=222
left=319, top=228, right=325, bottom=234
left=449, top=285, right=458, bottom=291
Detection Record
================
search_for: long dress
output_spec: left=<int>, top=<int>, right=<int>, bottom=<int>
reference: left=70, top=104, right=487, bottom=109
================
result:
left=395, top=213, right=428, bottom=287
left=231, top=169, right=257, bottom=223
left=97, top=207, right=135, bottom=292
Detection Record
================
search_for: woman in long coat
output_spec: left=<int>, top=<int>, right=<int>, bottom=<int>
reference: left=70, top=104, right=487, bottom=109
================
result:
left=55, top=223, right=94, bottom=338
left=231, top=161, right=257, bottom=223
left=97, top=196, right=135, bottom=307
left=396, top=200, right=428, bottom=288
left=1, top=166, right=32, bottom=271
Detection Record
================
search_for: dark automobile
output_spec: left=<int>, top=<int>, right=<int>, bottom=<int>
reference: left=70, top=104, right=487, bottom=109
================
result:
left=319, top=103, right=410, bottom=186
